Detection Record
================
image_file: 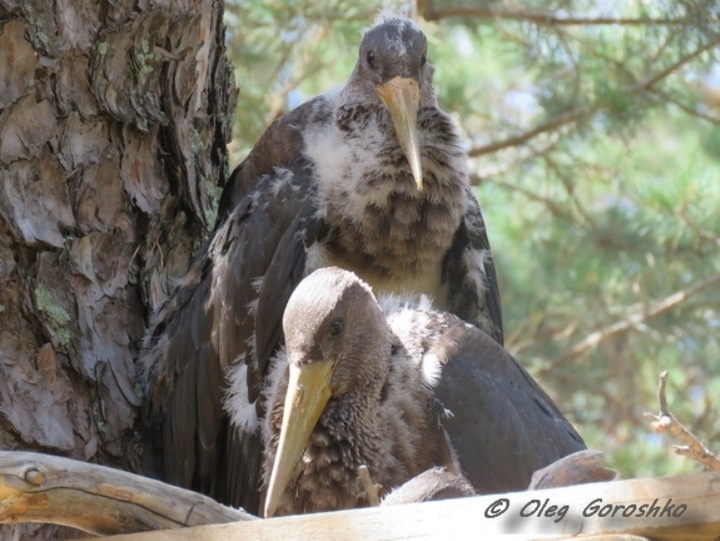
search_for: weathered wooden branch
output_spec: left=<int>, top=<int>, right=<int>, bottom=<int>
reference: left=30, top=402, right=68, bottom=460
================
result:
left=0, top=447, right=612, bottom=537
left=644, top=371, right=720, bottom=472
left=528, top=450, right=617, bottom=490
left=3, top=447, right=712, bottom=540
left=92, top=470, right=720, bottom=540
left=0, top=451, right=255, bottom=536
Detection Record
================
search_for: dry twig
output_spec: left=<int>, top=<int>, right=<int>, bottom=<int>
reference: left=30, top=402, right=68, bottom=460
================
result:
left=644, top=371, right=720, bottom=471
left=358, top=464, right=381, bottom=506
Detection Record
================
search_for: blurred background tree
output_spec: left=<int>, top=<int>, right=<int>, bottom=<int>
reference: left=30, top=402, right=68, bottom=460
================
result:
left=223, top=0, right=720, bottom=479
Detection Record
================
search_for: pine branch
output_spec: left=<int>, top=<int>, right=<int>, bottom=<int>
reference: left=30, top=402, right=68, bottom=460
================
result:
left=633, top=37, right=720, bottom=93
left=419, top=2, right=694, bottom=26
left=468, top=107, right=592, bottom=157
left=540, top=152, right=597, bottom=229
left=476, top=177, right=575, bottom=223
left=644, top=371, right=720, bottom=471
left=650, top=87, right=720, bottom=124
left=541, top=273, right=720, bottom=374
left=467, top=36, right=720, bottom=158
left=467, top=129, right=562, bottom=182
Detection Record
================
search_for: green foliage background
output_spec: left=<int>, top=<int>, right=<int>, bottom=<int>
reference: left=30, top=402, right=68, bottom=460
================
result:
left=224, top=0, right=720, bottom=479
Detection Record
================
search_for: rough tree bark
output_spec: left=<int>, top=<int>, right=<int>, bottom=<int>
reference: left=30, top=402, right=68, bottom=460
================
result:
left=0, top=0, right=236, bottom=538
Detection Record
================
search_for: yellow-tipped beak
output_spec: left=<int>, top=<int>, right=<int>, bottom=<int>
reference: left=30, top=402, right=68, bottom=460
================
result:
left=376, top=76, right=423, bottom=191
left=263, top=359, right=335, bottom=518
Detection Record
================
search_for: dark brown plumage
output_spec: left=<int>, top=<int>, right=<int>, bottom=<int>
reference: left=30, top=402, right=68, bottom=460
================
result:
left=141, top=16, right=504, bottom=515
left=215, top=16, right=502, bottom=341
left=259, top=267, right=585, bottom=517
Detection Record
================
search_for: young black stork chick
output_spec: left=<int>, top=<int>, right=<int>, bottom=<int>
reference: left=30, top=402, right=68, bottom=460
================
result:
left=259, top=268, right=585, bottom=518
left=144, top=16, right=503, bottom=515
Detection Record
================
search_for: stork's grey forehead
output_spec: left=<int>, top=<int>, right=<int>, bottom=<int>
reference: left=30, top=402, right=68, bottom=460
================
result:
left=361, top=18, right=427, bottom=59
left=283, top=268, right=375, bottom=334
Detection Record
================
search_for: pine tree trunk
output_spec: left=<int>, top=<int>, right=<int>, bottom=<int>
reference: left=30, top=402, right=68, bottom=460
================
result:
left=0, top=1, right=235, bottom=537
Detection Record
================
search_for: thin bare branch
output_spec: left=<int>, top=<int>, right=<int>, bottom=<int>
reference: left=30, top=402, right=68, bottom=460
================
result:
left=468, top=107, right=592, bottom=158
left=632, top=37, right=720, bottom=93
left=263, top=25, right=331, bottom=125
left=644, top=371, right=720, bottom=472
left=674, top=207, right=720, bottom=248
left=468, top=129, right=562, bottom=182
left=650, top=87, right=720, bottom=124
left=541, top=273, right=720, bottom=373
left=540, top=152, right=597, bottom=229
left=478, top=177, right=575, bottom=222
left=420, top=3, right=693, bottom=26
left=657, top=370, right=671, bottom=414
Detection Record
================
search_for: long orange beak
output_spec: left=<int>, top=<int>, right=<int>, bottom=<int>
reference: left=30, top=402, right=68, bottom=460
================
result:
left=376, top=76, right=423, bottom=191
left=263, top=359, right=334, bottom=518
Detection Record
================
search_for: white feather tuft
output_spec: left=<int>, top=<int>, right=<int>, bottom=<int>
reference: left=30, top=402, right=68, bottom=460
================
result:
left=373, top=10, right=418, bottom=30
left=246, top=297, right=259, bottom=318
left=303, top=243, right=332, bottom=277
left=250, top=275, right=264, bottom=294
left=223, top=360, right=259, bottom=434
left=420, top=350, right=442, bottom=388
left=378, top=292, right=434, bottom=315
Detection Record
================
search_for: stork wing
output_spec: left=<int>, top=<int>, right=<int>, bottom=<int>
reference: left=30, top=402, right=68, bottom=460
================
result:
left=216, top=95, right=333, bottom=227
left=443, top=189, right=504, bottom=345
left=432, top=317, right=585, bottom=493
left=142, top=159, right=323, bottom=514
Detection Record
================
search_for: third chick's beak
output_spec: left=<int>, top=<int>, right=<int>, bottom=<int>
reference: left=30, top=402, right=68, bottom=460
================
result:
left=264, top=358, right=335, bottom=518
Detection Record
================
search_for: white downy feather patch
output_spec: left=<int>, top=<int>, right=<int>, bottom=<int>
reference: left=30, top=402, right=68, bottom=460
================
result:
left=303, top=242, right=332, bottom=277
left=223, top=360, right=259, bottom=434
left=420, top=350, right=443, bottom=388
left=383, top=296, right=444, bottom=389
left=304, top=119, right=399, bottom=214
left=378, top=292, right=433, bottom=314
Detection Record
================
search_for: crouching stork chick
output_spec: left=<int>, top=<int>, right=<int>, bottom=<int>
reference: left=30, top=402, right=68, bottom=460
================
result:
left=251, top=267, right=585, bottom=518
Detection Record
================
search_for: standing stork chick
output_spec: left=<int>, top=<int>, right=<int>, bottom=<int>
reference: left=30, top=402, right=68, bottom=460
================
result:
left=145, top=16, right=504, bottom=514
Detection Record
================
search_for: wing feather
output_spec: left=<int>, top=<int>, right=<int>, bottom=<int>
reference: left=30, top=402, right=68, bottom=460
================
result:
left=216, top=95, right=333, bottom=227
left=142, top=160, right=322, bottom=514
left=431, top=316, right=585, bottom=493
left=443, top=192, right=504, bottom=344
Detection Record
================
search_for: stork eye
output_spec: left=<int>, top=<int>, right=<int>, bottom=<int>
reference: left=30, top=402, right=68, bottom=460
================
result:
left=366, top=50, right=376, bottom=69
left=328, top=318, right=345, bottom=337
